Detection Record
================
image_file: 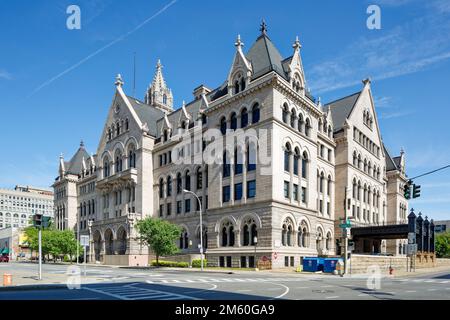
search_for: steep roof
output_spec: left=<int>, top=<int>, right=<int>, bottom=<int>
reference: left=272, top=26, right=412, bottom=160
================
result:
left=66, top=144, right=90, bottom=175
left=126, top=95, right=165, bottom=137
left=384, top=144, right=398, bottom=172
left=325, top=91, right=361, bottom=132
left=246, top=34, right=288, bottom=81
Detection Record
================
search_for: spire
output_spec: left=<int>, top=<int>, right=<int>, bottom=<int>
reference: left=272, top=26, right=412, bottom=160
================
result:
left=260, top=19, right=268, bottom=35
left=59, top=153, right=65, bottom=176
left=235, top=34, right=244, bottom=48
left=80, top=140, right=84, bottom=148
left=144, top=59, right=173, bottom=112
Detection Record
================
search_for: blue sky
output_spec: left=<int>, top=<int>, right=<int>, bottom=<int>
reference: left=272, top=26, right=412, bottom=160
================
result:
left=1, top=0, right=450, bottom=220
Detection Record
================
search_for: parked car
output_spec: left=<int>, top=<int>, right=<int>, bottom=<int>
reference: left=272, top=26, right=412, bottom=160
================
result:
left=0, top=254, right=9, bottom=263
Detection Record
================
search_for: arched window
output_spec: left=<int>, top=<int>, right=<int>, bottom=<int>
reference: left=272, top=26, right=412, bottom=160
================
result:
left=230, top=112, right=237, bottom=130
left=240, top=77, right=246, bottom=92
left=353, top=151, right=357, bottom=166
left=319, top=173, right=324, bottom=193
left=220, top=117, right=227, bottom=135
left=298, top=221, right=309, bottom=247
left=301, top=152, right=308, bottom=179
left=282, top=218, right=294, bottom=246
left=176, top=172, right=182, bottom=194
left=115, top=152, right=123, bottom=173
left=241, top=108, right=248, bottom=128
left=284, top=143, right=291, bottom=172
left=293, top=148, right=300, bottom=175
left=290, top=108, right=296, bottom=128
left=179, top=229, right=188, bottom=249
left=185, top=171, right=191, bottom=191
left=305, top=118, right=311, bottom=137
left=159, top=178, right=164, bottom=198
left=163, top=129, right=168, bottom=142
left=357, top=182, right=361, bottom=201
left=327, top=175, right=332, bottom=196
left=116, top=122, right=120, bottom=136
left=326, top=232, right=332, bottom=250
left=103, top=160, right=110, bottom=178
left=223, top=151, right=230, bottom=177
left=125, top=118, right=129, bottom=131
left=353, top=179, right=357, bottom=198
left=196, top=167, right=203, bottom=189
left=167, top=176, right=172, bottom=197
left=298, top=113, right=304, bottom=133
left=128, top=147, right=136, bottom=168
left=234, top=80, right=239, bottom=94
left=282, top=103, right=289, bottom=123
left=220, top=221, right=235, bottom=247
left=251, top=103, right=260, bottom=124
left=242, top=218, right=257, bottom=246
left=358, top=155, right=362, bottom=169
left=316, top=228, right=324, bottom=251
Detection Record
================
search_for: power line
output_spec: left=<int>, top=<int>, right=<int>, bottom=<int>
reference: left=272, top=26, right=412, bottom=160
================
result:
left=409, top=164, right=450, bottom=181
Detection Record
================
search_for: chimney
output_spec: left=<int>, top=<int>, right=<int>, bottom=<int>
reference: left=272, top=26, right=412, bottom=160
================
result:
left=193, top=84, right=211, bottom=100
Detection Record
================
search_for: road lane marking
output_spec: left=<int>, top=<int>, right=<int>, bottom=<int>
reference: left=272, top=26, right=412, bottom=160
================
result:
left=427, top=288, right=437, bottom=291
left=405, top=290, right=416, bottom=293
left=265, top=282, right=290, bottom=299
left=325, top=296, right=339, bottom=299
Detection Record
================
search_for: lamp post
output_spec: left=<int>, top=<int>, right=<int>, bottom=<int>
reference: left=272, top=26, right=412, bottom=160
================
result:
left=76, top=207, right=80, bottom=265
left=183, top=189, right=204, bottom=271
left=253, top=236, right=258, bottom=269
left=88, top=219, right=93, bottom=264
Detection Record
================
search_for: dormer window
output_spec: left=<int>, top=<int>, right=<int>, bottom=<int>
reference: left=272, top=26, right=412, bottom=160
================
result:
left=292, top=73, right=303, bottom=93
left=233, top=73, right=245, bottom=95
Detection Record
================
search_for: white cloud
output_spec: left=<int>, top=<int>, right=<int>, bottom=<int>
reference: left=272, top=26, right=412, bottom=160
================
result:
left=308, top=2, right=450, bottom=94
left=0, top=70, right=12, bottom=80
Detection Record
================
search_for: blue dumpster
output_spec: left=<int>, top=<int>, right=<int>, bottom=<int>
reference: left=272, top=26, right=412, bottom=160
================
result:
left=323, top=258, right=343, bottom=273
left=302, top=257, right=324, bottom=272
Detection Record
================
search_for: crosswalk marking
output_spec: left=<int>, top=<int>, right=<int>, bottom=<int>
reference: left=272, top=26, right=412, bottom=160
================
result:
left=84, top=284, right=200, bottom=300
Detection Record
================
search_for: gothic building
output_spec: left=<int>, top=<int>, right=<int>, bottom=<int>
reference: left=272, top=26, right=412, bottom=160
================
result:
left=53, top=23, right=409, bottom=267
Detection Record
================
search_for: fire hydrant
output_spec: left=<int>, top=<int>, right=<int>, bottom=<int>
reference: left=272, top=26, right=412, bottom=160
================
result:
left=389, top=266, right=394, bottom=275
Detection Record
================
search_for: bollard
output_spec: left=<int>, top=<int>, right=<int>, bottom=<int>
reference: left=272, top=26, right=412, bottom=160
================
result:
left=3, top=273, right=12, bottom=286
left=389, top=266, right=394, bottom=275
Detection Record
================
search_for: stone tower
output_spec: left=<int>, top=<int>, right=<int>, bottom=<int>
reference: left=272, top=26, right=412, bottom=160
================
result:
left=144, top=59, right=173, bottom=113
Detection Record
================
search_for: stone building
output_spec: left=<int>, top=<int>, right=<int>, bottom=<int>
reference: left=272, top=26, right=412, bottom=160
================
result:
left=53, top=23, right=409, bottom=267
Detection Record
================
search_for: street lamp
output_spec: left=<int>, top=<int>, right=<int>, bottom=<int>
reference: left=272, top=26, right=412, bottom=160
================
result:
left=253, top=236, right=258, bottom=269
left=183, top=189, right=204, bottom=271
left=88, top=219, right=93, bottom=264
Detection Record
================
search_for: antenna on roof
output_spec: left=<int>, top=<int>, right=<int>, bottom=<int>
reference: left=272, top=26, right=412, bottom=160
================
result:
left=133, top=52, right=137, bottom=97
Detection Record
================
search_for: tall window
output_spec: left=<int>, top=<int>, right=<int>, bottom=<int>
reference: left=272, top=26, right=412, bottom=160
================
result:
left=223, top=151, right=230, bottom=177
left=220, top=117, right=227, bottom=135
left=167, top=176, right=172, bottom=197
left=290, top=108, right=296, bottom=128
left=293, top=149, right=299, bottom=175
left=103, top=160, right=110, bottom=178
left=301, top=152, right=308, bottom=179
left=196, top=167, right=203, bottom=189
left=234, top=148, right=243, bottom=175
left=234, top=183, right=243, bottom=201
left=241, top=108, right=248, bottom=128
left=222, top=185, right=231, bottom=203
left=247, top=142, right=256, bottom=171
left=230, top=112, right=237, bottom=130
left=159, top=178, right=164, bottom=198
left=305, top=118, right=311, bottom=137
left=247, top=180, right=256, bottom=198
left=252, top=103, right=260, bottom=124
left=284, top=143, right=291, bottom=172
left=284, top=181, right=290, bottom=198
left=282, top=103, right=289, bottom=123
left=298, top=114, right=304, bottom=133
left=128, top=149, right=136, bottom=168
left=176, top=172, right=182, bottom=194
left=185, top=171, right=191, bottom=191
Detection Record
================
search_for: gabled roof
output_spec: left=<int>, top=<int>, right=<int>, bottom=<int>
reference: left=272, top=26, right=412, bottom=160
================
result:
left=66, top=144, right=90, bottom=175
left=384, top=144, right=398, bottom=172
left=246, top=34, right=288, bottom=81
left=325, top=91, right=361, bottom=132
left=126, top=95, right=165, bottom=137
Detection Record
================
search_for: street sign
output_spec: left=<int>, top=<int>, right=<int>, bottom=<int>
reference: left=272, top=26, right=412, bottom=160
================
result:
left=406, top=244, right=417, bottom=255
left=339, top=218, right=352, bottom=228
left=408, top=232, right=416, bottom=244
left=80, top=235, right=89, bottom=247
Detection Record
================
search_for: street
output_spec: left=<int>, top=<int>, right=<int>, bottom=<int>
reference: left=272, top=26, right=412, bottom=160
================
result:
left=0, top=262, right=449, bottom=300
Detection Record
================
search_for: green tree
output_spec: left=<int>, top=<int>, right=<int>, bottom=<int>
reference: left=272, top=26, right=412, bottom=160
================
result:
left=435, top=232, right=450, bottom=258
left=135, top=217, right=181, bottom=264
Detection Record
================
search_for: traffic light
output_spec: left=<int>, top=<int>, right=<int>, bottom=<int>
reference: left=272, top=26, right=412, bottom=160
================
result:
left=33, top=213, right=43, bottom=228
left=404, top=182, right=411, bottom=199
left=413, top=184, right=421, bottom=199
left=42, top=216, right=51, bottom=228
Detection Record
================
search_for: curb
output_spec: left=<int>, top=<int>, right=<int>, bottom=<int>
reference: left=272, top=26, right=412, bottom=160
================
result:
left=0, top=284, right=67, bottom=292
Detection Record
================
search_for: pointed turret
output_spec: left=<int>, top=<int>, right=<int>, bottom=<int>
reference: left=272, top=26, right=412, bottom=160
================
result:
left=59, top=153, right=65, bottom=177
left=144, top=59, right=173, bottom=113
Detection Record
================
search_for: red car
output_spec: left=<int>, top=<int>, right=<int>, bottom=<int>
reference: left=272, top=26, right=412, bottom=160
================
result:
left=0, top=254, right=9, bottom=263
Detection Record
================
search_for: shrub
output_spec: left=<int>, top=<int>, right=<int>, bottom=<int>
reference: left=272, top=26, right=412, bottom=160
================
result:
left=151, top=260, right=189, bottom=268
left=63, top=255, right=70, bottom=263
left=191, top=259, right=208, bottom=268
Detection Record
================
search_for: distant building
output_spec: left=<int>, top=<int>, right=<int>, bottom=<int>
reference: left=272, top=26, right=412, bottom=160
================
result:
left=0, top=185, right=54, bottom=229
left=434, top=220, right=450, bottom=233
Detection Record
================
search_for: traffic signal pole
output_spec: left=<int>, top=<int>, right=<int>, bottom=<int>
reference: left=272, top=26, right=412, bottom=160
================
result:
left=38, top=227, right=42, bottom=280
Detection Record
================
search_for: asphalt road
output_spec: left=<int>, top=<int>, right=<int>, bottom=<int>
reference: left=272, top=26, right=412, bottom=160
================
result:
left=0, top=262, right=449, bottom=300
